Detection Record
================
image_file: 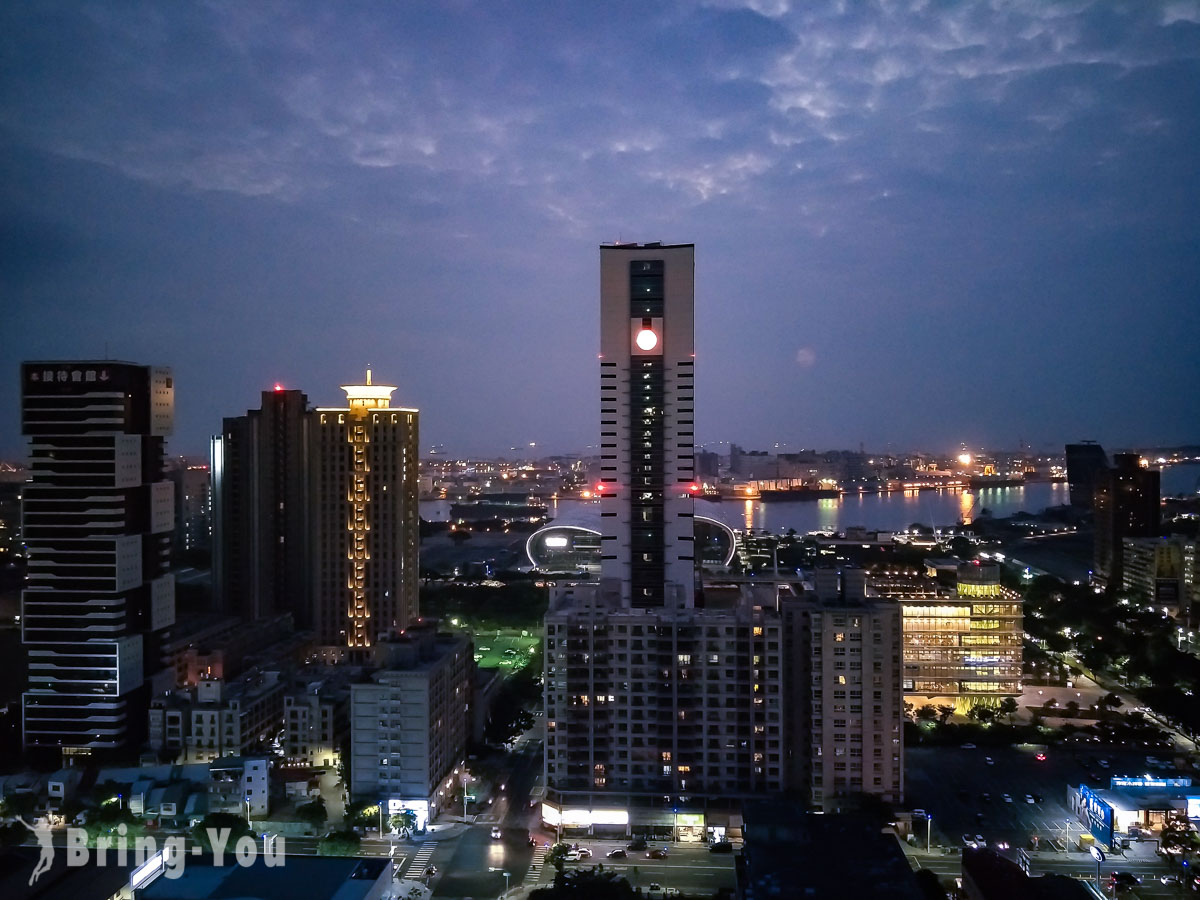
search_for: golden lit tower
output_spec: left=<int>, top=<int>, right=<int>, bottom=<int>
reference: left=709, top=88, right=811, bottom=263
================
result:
left=311, top=369, right=419, bottom=656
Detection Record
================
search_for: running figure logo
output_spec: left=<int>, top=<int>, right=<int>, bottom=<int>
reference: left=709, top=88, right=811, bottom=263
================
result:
left=15, top=816, right=55, bottom=885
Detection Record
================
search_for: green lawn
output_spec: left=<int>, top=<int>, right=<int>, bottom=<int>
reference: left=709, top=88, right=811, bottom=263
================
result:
left=472, top=629, right=539, bottom=669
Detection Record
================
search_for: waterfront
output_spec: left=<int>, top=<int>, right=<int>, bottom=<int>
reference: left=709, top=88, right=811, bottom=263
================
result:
left=421, top=464, right=1200, bottom=536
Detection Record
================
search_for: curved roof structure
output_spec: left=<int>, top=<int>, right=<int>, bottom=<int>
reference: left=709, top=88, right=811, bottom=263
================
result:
left=526, top=515, right=735, bottom=572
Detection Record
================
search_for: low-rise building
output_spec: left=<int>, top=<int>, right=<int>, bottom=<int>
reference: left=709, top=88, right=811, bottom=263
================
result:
left=350, top=624, right=472, bottom=829
left=149, top=669, right=284, bottom=763
left=208, top=756, right=270, bottom=818
left=283, top=677, right=350, bottom=770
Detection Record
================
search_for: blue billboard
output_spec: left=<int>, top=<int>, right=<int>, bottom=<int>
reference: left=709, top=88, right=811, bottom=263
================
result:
left=1079, top=784, right=1114, bottom=846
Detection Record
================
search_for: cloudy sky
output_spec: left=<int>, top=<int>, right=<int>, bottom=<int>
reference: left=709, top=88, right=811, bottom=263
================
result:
left=2, top=0, right=1198, bottom=458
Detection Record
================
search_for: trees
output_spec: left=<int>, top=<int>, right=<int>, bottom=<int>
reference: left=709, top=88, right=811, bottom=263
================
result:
left=967, top=706, right=995, bottom=724
left=389, top=810, right=417, bottom=835
left=547, top=842, right=571, bottom=872
left=297, top=797, right=327, bottom=830
left=541, top=866, right=637, bottom=899
left=935, top=705, right=955, bottom=724
left=191, top=813, right=253, bottom=852
left=998, top=697, right=1020, bottom=725
left=915, top=705, right=938, bottom=724
left=318, top=828, right=361, bottom=856
left=1064, top=700, right=1080, bottom=718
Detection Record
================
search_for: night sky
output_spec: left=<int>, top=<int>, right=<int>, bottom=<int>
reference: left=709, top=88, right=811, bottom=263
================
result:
left=2, top=1, right=1198, bottom=459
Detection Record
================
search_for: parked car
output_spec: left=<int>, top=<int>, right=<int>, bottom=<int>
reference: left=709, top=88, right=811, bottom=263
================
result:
left=1002, top=793, right=1013, bottom=803
left=984, top=756, right=994, bottom=766
left=962, top=834, right=977, bottom=848
left=975, top=835, right=986, bottom=848
left=647, top=848, right=669, bottom=859
left=709, top=841, right=733, bottom=853
left=1024, top=794, right=1036, bottom=804
left=961, top=743, right=977, bottom=749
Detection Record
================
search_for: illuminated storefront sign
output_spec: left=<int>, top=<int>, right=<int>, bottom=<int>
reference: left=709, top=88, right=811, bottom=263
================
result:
left=1110, top=776, right=1192, bottom=791
left=541, top=804, right=629, bottom=827
left=1079, top=785, right=1114, bottom=845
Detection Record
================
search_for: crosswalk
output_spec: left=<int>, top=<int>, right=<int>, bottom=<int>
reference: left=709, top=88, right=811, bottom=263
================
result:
left=403, top=841, right=436, bottom=877
left=525, top=847, right=548, bottom=884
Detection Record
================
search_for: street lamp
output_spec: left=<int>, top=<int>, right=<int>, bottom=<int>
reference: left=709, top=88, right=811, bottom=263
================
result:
left=926, top=814, right=932, bottom=853
left=244, top=793, right=251, bottom=824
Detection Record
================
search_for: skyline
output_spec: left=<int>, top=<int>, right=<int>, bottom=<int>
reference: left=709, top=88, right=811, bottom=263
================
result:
left=3, top=1, right=1199, bottom=458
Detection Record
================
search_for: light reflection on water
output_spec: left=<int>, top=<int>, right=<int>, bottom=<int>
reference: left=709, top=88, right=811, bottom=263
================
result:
left=419, top=463, right=1200, bottom=535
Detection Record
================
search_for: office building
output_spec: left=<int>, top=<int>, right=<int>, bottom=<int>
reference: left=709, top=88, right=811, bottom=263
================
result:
left=1065, top=442, right=1109, bottom=510
left=349, top=626, right=472, bottom=829
left=598, top=242, right=697, bottom=608
left=1122, top=537, right=1192, bottom=618
left=20, top=360, right=176, bottom=758
left=874, top=563, right=1022, bottom=704
left=212, top=388, right=313, bottom=623
left=1093, top=453, right=1160, bottom=589
left=311, top=372, right=419, bottom=653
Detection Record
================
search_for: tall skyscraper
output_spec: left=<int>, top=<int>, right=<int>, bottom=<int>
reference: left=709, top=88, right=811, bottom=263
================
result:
left=1065, top=441, right=1109, bottom=510
left=1094, top=453, right=1160, bottom=589
left=312, top=372, right=419, bottom=654
left=212, top=375, right=419, bottom=655
left=212, top=388, right=313, bottom=623
left=20, top=361, right=176, bottom=758
left=598, top=242, right=697, bottom=608
left=543, top=244, right=807, bottom=841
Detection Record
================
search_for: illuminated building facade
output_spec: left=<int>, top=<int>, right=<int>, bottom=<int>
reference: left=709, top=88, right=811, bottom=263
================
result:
left=312, top=372, right=419, bottom=654
left=20, top=360, right=176, bottom=756
left=878, top=563, right=1022, bottom=702
left=598, top=242, right=697, bottom=608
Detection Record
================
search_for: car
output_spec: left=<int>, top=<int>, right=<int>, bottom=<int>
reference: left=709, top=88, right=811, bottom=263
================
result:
left=1035, top=752, right=1047, bottom=761
left=607, top=849, right=627, bottom=859
left=627, top=838, right=648, bottom=851
left=1109, top=871, right=1139, bottom=888
left=961, top=743, right=977, bottom=749
left=980, top=792, right=991, bottom=803
left=646, top=885, right=666, bottom=900
left=491, top=826, right=502, bottom=839
left=1098, top=758, right=1111, bottom=768
left=912, top=809, right=927, bottom=820
left=565, top=850, right=583, bottom=861
left=984, top=756, right=994, bottom=765
left=1002, top=793, right=1013, bottom=803
left=709, top=841, right=734, bottom=853
left=962, top=834, right=977, bottom=848
left=527, top=836, right=537, bottom=847
left=577, top=848, right=592, bottom=859
left=975, top=835, right=986, bottom=847
left=1161, top=874, right=1184, bottom=885
left=1025, top=794, right=1036, bottom=804
left=423, top=865, right=437, bottom=878
left=647, top=848, right=669, bottom=859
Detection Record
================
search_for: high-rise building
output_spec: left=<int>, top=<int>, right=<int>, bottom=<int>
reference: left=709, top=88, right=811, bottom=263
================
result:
left=349, top=625, right=471, bottom=829
left=166, top=457, right=212, bottom=557
left=598, top=242, right=697, bottom=608
left=789, top=577, right=904, bottom=811
left=20, top=361, right=176, bottom=758
left=1065, top=442, right=1109, bottom=510
left=212, top=376, right=419, bottom=653
left=212, top=388, right=313, bottom=623
left=544, top=244, right=818, bottom=840
left=1093, top=453, right=1160, bottom=589
left=311, top=372, right=419, bottom=654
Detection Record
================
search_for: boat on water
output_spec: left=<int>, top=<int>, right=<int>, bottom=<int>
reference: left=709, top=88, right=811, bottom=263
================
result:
left=758, top=487, right=841, bottom=501
left=967, top=473, right=1026, bottom=489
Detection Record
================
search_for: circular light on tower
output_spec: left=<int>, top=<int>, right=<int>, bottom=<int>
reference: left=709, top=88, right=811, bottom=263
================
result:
left=635, top=328, right=659, bottom=351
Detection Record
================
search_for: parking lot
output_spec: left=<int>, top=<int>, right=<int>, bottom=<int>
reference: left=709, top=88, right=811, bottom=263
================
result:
left=907, top=744, right=1176, bottom=853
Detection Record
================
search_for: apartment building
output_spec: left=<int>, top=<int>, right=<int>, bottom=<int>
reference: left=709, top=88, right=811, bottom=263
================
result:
left=284, top=677, right=350, bottom=770
left=349, top=626, right=472, bottom=829
left=148, top=669, right=284, bottom=762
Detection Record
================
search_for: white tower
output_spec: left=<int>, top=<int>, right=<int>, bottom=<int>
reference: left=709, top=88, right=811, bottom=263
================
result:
left=597, top=243, right=696, bottom=608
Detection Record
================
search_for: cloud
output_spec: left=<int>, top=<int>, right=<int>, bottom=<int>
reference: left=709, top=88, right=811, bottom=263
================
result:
left=795, top=347, right=817, bottom=368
